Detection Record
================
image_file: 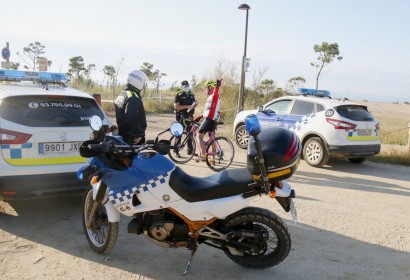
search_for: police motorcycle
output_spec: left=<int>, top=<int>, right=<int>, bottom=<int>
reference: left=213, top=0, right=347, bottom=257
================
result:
left=77, top=114, right=301, bottom=275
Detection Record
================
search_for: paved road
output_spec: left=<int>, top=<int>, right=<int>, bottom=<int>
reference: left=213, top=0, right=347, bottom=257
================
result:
left=1, top=113, right=409, bottom=280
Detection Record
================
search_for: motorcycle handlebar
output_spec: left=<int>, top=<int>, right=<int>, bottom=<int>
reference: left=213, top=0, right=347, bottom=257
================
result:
left=89, top=143, right=110, bottom=153
left=88, top=140, right=169, bottom=156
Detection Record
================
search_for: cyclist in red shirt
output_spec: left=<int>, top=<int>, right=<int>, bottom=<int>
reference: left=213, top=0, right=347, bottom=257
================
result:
left=194, top=79, right=221, bottom=161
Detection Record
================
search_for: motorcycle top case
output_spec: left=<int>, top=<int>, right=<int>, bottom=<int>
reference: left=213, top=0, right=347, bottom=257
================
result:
left=247, top=127, right=301, bottom=182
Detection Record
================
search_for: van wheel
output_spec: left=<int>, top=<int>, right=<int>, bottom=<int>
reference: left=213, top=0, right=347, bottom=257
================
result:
left=235, top=124, right=249, bottom=149
left=303, top=137, right=329, bottom=168
left=348, top=157, right=366, bottom=163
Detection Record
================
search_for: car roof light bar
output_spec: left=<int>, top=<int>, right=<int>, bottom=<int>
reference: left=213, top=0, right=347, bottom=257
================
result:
left=298, top=88, right=331, bottom=98
left=0, top=69, right=67, bottom=87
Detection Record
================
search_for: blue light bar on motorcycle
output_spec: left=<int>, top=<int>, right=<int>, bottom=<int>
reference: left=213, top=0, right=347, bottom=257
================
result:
left=297, top=88, right=331, bottom=97
left=0, top=69, right=67, bottom=87
left=245, top=114, right=261, bottom=136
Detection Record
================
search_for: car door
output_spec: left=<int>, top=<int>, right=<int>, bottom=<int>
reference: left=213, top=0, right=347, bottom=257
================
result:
left=256, top=99, right=292, bottom=129
left=284, top=100, right=318, bottom=134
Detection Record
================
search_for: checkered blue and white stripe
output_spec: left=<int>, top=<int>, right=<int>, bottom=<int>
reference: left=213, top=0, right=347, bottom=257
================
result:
left=1, top=143, right=33, bottom=159
left=108, top=172, right=170, bottom=205
left=287, top=114, right=316, bottom=132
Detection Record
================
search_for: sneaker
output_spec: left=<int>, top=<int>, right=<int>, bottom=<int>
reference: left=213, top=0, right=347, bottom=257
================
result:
left=187, top=148, right=193, bottom=155
left=195, top=154, right=206, bottom=162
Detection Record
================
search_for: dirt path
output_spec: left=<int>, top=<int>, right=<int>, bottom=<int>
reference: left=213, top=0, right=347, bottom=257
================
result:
left=1, top=113, right=409, bottom=280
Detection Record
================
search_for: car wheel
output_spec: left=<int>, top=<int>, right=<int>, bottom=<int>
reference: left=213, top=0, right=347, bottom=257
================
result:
left=348, top=157, right=366, bottom=164
left=235, top=124, right=249, bottom=149
left=303, top=137, right=329, bottom=168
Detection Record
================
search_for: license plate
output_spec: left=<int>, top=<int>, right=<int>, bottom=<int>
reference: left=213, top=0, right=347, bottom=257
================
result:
left=357, top=129, right=372, bottom=136
left=39, top=142, right=83, bottom=154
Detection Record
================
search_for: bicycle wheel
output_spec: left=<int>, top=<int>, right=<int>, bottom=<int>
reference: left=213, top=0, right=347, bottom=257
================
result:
left=168, top=132, right=196, bottom=164
left=206, top=136, right=235, bottom=172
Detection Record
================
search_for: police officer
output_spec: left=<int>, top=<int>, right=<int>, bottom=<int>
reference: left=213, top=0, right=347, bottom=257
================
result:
left=173, top=80, right=196, bottom=156
left=174, top=80, right=196, bottom=126
left=114, top=69, right=149, bottom=145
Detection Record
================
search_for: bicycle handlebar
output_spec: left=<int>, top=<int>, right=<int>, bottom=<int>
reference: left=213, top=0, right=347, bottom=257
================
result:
left=188, top=120, right=224, bottom=127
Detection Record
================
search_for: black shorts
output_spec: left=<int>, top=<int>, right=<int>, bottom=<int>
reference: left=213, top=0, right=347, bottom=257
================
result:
left=199, top=118, right=217, bottom=134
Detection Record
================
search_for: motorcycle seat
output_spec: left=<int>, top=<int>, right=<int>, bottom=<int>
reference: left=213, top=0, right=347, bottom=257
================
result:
left=169, top=167, right=254, bottom=202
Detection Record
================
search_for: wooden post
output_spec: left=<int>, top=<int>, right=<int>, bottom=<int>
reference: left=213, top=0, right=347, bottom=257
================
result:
left=92, top=94, right=101, bottom=106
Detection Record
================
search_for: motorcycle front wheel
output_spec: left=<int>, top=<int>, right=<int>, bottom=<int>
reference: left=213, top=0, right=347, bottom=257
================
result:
left=82, top=185, right=118, bottom=254
left=222, top=207, right=291, bottom=269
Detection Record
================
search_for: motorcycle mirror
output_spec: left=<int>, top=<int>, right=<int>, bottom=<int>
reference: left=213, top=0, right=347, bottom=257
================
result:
left=89, top=115, right=103, bottom=131
left=170, top=122, right=184, bottom=137
left=245, top=114, right=262, bottom=136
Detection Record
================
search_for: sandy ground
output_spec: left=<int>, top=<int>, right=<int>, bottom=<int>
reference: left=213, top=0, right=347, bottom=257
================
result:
left=1, top=113, right=409, bottom=280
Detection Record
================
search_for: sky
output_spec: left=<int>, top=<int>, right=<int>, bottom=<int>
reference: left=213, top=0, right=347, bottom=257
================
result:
left=2, top=0, right=410, bottom=103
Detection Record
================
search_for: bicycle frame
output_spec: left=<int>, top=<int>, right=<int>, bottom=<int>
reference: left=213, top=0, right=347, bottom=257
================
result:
left=169, top=120, right=234, bottom=171
left=189, top=121, right=218, bottom=154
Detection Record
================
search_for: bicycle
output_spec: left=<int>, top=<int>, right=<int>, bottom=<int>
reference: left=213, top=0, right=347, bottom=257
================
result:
left=168, top=119, right=235, bottom=172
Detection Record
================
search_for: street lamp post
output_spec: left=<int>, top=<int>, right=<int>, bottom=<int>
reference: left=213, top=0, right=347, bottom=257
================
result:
left=237, top=3, right=250, bottom=114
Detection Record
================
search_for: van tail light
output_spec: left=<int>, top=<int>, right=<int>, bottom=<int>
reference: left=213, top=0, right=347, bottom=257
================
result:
left=326, top=118, right=357, bottom=129
left=0, top=129, right=32, bottom=144
left=284, top=134, right=300, bottom=162
left=0, top=191, right=17, bottom=197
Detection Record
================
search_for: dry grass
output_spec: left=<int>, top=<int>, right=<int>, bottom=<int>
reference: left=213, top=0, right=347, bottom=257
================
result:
left=370, top=144, right=410, bottom=166
left=357, top=101, right=410, bottom=145
left=355, top=101, right=410, bottom=165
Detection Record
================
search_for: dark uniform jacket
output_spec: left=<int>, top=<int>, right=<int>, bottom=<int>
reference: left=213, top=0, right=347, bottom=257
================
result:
left=174, top=90, right=196, bottom=122
left=114, top=89, right=146, bottom=144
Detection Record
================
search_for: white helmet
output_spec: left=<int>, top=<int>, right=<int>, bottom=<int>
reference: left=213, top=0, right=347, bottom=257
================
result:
left=127, top=70, right=149, bottom=91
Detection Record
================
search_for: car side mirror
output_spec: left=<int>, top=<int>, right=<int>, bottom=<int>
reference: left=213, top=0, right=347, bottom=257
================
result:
left=258, top=105, right=263, bottom=112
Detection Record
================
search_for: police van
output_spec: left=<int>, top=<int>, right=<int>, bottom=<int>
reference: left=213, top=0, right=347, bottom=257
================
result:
left=0, top=70, right=112, bottom=200
left=233, top=89, right=381, bottom=167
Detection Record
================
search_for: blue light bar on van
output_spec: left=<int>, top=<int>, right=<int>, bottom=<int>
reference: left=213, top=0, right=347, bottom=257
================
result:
left=298, top=88, right=331, bottom=97
left=0, top=69, right=67, bottom=86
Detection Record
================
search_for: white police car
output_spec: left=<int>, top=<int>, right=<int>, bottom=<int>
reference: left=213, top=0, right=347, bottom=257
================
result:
left=233, top=89, right=381, bottom=167
left=0, top=70, right=112, bottom=200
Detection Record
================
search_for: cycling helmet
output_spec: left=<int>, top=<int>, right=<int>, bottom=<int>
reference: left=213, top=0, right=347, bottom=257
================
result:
left=127, top=70, right=149, bottom=91
left=204, top=80, right=216, bottom=88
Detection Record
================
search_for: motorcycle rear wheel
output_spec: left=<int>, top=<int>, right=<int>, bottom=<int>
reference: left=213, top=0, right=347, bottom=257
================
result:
left=222, top=207, right=291, bottom=269
left=82, top=185, right=118, bottom=254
